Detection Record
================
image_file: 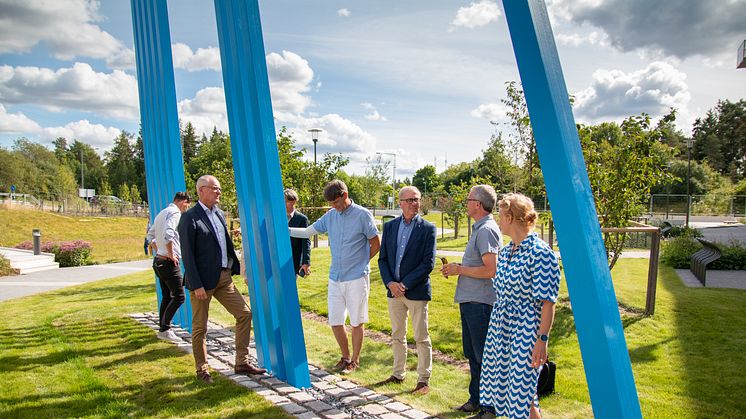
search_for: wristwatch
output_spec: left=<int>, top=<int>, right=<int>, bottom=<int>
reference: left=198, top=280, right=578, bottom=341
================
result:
left=538, top=334, right=549, bottom=342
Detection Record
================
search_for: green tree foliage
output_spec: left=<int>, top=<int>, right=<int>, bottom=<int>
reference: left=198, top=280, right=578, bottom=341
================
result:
left=105, top=131, right=136, bottom=193
left=579, top=114, right=674, bottom=269
left=130, top=183, right=142, bottom=205
left=692, top=99, right=746, bottom=181
left=476, top=133, right=517, bottom=193
left=181, top=121, right=199, bottom=165
left=118, top=183, right=131, bottom=203
left=412, top=165, right=439, bottom=195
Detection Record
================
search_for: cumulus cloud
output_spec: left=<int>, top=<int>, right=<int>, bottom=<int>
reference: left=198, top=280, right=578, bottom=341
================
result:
left=555, top=31, right=609, bottom=48
left=0, top=62, right=139, bottom=120
left=0, top=0, right=128, bottom=62
left=177, top=87, right=229, bottom=135
left=450, top=0, right=502, bottom=30
left=40, top=120, right=123, bottom=149
left=266, top=50, right=314, bottom=114
left=0, top=104, right=42, bottom=133
left=337, top=8, right=351, bottom=17
left=550, top=0, right=746, bottom=59
left=573, top=61, right=690, bottom=120
left=361, top=102, right=387, bottom=121
left=171, top=43, right=221, bottom=72
left=471, top=102, right=510, bottom=123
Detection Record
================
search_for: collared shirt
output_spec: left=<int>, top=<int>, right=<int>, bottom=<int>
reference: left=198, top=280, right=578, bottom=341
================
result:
left=454, top=214, right=502, bottom=305
left=147, top=203, right=182, bottom=259
left=394, top=215, right=418, bottom=280
left=199, top=201, right=228, bottom=268
left=287, top=210, right=295, bottom=222
left=312, top=200, right=378, bottom=282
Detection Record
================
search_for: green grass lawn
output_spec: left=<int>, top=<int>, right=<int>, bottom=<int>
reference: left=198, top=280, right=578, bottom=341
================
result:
left=296, top=247, right=746, bottom=418
left=0, top=271, right=290, bottom=418
left=0, top=207, right=148, bottom=264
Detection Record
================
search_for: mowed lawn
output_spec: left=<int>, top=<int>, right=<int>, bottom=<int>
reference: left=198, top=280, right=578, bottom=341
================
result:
left=297, top=247, right=746, bottom=418
left=0, top=207, right=148, bottom=263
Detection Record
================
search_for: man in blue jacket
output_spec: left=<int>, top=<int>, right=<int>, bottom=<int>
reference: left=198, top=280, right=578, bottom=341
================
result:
left=178, top=175, right=265, bottom=384
left=378, top=186, right=436, bottom=395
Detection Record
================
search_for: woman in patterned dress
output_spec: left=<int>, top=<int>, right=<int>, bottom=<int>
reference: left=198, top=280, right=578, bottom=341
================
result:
left=476, top=193, right=561, bottom=419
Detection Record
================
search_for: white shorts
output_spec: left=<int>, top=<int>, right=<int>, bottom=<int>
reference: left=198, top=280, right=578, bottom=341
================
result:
left=327, top=274, right=370, bottom=327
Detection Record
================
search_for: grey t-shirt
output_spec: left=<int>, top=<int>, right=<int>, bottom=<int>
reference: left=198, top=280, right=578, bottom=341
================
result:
left=454, top=214, right=502, bottom=305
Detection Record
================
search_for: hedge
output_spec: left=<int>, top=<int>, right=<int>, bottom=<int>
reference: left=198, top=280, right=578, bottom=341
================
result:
left=15, top=240, right=93, bottom=267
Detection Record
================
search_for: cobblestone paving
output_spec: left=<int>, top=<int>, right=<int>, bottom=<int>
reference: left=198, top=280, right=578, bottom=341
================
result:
left=129, top=313, right=433, bottom=419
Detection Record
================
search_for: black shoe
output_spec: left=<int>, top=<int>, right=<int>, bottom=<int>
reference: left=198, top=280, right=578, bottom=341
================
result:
left=377, top=375, right=405, bottom=385
left=455, top=401, right=479, bottom=412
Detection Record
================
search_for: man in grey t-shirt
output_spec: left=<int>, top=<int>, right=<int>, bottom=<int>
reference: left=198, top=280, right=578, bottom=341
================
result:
left=441, top=184, right=502, bottom=413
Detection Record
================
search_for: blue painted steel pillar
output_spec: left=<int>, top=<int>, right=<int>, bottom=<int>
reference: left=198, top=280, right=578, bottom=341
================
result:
left=131, top=0, right=192, bottom=332
left=501, top=1, right=642, bottom=417
left=214, top=0, right=310, bottom=388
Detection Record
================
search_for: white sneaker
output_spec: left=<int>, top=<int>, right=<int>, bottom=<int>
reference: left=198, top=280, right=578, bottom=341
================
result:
left=157, top=329, right=182, bottom=343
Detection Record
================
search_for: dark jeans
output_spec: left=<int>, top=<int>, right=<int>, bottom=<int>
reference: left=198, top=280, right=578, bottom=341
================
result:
left=153, top=257, right=186, bottom=332
left=460, top=302, right=493, bottom=406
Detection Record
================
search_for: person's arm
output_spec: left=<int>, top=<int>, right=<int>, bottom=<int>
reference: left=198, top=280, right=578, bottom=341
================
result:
left=146, top=221, right=156, bottom=243
left=400, top=224, right=436, bottom=291
left=531, top=300, right=556, bottom=368
left=177, top=213, right=206, bottom=299
left=164, top=211, right=180, bottom=264
left=300, top=215, right=311, bottom=274
left=442, top=252, right=496, bottom=279
left=289, top=225, right=319, bottom=238
left=368, top=234, right=380, bottom=259
left=377, top=223, right=399, bottom=294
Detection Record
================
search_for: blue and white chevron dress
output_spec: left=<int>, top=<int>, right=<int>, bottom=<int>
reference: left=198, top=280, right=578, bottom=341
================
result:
left=479, top=232, right=560, bottom=418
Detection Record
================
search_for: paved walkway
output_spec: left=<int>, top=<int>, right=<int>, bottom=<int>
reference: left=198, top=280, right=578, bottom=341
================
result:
left=0, top=259, right=151, bottom=302
left=129, top=312, right=431, bottom=419
left=675, top=269, right=746, bottom=290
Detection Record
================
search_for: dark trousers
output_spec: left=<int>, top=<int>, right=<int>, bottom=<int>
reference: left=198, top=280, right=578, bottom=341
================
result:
left=153, top=257, right=186, bottom=332
left=460, top=302, right=493, bottom=406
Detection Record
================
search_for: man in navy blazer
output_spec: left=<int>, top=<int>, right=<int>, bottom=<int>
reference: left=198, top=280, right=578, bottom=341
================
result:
left=178, top=174, right=265, bottom=383
left=378, top=186, right=436, bottom=395
left=285, top=188, right=311, bottom=277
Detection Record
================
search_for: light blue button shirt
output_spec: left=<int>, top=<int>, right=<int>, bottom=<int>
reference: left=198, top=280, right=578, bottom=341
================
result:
left=394, top=215, right=417, bottom=280
left=199, top=201, right=228, bottom=268
left=312, top=201, right=378, bottom=282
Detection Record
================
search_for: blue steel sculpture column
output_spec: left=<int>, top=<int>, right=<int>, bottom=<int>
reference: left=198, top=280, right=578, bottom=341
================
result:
left=131, top=0, right=192, bottom=331
left=501, top=0, right=642, bottom=417
left=214, top=0, right=310, bottom=388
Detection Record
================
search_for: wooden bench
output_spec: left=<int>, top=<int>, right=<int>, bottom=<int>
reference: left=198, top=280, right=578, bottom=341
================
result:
left=690, top=239, right=722, bottom=286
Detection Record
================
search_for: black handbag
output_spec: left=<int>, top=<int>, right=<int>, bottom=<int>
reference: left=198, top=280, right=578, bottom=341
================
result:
left=537, top=361, right=556, bottom=396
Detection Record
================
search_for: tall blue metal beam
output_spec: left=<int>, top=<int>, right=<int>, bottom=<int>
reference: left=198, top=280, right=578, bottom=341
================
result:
left=501, top=1, right=642, bottom=417
left=131, top=0, right=192, bottom=332
left=214, top=0, right=310, bottom=388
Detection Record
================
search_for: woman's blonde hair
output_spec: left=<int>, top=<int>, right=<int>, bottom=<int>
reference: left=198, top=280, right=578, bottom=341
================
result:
left=498, top=193, right=538, bottom=227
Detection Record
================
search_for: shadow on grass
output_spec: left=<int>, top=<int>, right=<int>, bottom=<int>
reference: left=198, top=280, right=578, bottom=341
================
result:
left=50, top=283, right=152, bottom=302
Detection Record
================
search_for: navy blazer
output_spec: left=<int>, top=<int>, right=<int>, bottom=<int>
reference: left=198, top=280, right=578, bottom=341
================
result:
left=178, top=203, right=240, bottom=291
left=378, top=215, right=437, bottom=301
left=288, top=211, right=311, bottom=273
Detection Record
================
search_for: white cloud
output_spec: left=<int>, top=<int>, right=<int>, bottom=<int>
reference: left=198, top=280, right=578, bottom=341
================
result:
left=40, top=120, right=122, bottom=149
left=171, top=43, right=222, bottom=72
left=361, top=102, right=387, bottom=121
left=450, top=1, right=502, bottom=30
left=337, top=8, right=351, bottom=17
left=266, top=50, right=314, bottom=114
left=555, top=31, right=609, bottom=48
left=471, top=102, right=509, bottom=123
left=0, top=62, right=139, bottom=120
left=0, top=0, right=127, bottom=62
left=177, top=87, right=229, bottom=135
left=0, top=104, right=42, bottom=133
left=573, top=61, right=691, bottom=121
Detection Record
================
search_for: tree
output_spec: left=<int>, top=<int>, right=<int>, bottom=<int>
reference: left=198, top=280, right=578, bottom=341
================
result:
left=130, top=183, right=142, bottom=205
left=118, top=183, right=131, bottom=203
left=412, top=165, right=439, bottom=195
left=579, top=114, right=674, bottom=269
left=502, top=81, right=540, bottom=192
left=106, top=131, right=136, bottom=193
left=476, top=133, right=518, bottom=193
left=692, top=99, right=746, bottom=181
left=181, top=121, right=199, bottom=165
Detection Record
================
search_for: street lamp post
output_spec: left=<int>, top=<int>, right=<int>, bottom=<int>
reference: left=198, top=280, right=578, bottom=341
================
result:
left=685, top=139, right=693, bottom=228
left=308, top=128, right=322, bottom=248
left=376, top=152, right=396, bottom=209
left=80, top=149, right=85, bottom=191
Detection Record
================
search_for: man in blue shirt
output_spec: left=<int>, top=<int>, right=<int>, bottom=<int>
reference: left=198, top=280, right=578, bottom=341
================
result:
left=290, top=180, right=380, bottom=373
left=378, top=186, right=436, bottom=395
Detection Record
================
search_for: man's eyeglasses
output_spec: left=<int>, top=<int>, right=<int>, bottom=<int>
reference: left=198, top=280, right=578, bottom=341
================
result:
left=200, top=186, right=222, bottom=192
left=466, top=198, right=480, bottom=204
left=400, top=198, right=420, bottom=204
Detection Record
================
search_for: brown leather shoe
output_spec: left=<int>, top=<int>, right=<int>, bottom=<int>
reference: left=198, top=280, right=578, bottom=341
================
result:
left=196, top=370, right=213, bottom=384
left=341, top=360, right=359, bottom=373
left=413, top=381, right=430, bottom=395
left=235, top=363, right=267, bottom=375
left=378, top=375, right=405, bottom=385
left=333, top=357, right=351, bottom=371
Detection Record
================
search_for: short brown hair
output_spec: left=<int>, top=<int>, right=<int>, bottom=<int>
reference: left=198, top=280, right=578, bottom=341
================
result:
left=173, top=191, right=191, bottom=202
left=323, top=180, right=348, bottom=202
left=284, top=188, right=299, bottom=202
left=498, top=193, right=538, bottom=227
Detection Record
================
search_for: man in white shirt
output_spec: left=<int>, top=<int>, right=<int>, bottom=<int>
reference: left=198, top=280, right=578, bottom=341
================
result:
left=147, top=191, right=191, bottom=343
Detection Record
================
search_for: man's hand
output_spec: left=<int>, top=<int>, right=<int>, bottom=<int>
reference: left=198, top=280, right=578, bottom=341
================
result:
left=440, top=263, right=460, bottom=278
left=387, top=282, right=406, bottom=298
left=194, top=287, right=208, bottom=300
left=168, top=252, right=179, bottom=266
left=300, top=264, right=311, bottom=276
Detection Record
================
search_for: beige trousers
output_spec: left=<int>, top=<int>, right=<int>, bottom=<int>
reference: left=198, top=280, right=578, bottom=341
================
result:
left=387, top=296, right=432, bottom=383
left=190, top=269, right=252, bottom=373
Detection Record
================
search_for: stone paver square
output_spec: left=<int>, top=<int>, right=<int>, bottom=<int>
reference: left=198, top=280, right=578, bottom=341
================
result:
left=265, top=394, right=290, bottom=405
left=288, top=391, right=316, bottom=403
left=381, top=413, right=408, bottom=419
left=303, top=400, right=333, bottom=413
left=361, top=403, right=390, bottom=415
left=280, top=402, right=307, bottom=414
left=274, top=384, right=298, bottom=395
left=350, top=387, right=375, bottom=397
left=296, top=412, right=322, bottom=419
left=401, top=409, right=431, bottom=419
left=260, top=376, right=285, bottom=386
left=312, top=381, right=335, bottom=391
left=335, top=380, right=358, bottom=389
left=340, top=395, right=365, bottom=407
left=320, top=409, right=349, bottom=419
left=325, top=387, right=352, bottom=398
left=385, top=401, right=411, bottom=412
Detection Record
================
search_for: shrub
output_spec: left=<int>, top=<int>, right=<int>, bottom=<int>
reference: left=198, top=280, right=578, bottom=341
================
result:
left=667, top=226, right=703, bottom=239
left=15, top=240, right=93, bottom=267
left=0, top=254, right=16, bottom=276
left=710, top=243, right=746, bottom=270
left=660, top=236, right=702, bottom=268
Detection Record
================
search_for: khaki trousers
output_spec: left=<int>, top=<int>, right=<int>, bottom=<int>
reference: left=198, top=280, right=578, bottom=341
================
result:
left=387, top=296, right=432, bottom=383
left=190, top=269, right=252, bottom=373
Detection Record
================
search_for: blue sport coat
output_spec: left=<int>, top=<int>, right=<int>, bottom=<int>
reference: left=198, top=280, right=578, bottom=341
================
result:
left=178, top=203, right=240, bottom=291
left=378, top=215, right=436, bottom=301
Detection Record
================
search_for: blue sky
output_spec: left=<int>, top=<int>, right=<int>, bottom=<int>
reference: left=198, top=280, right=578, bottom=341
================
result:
left=1, top=0, right=744, bottom=177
